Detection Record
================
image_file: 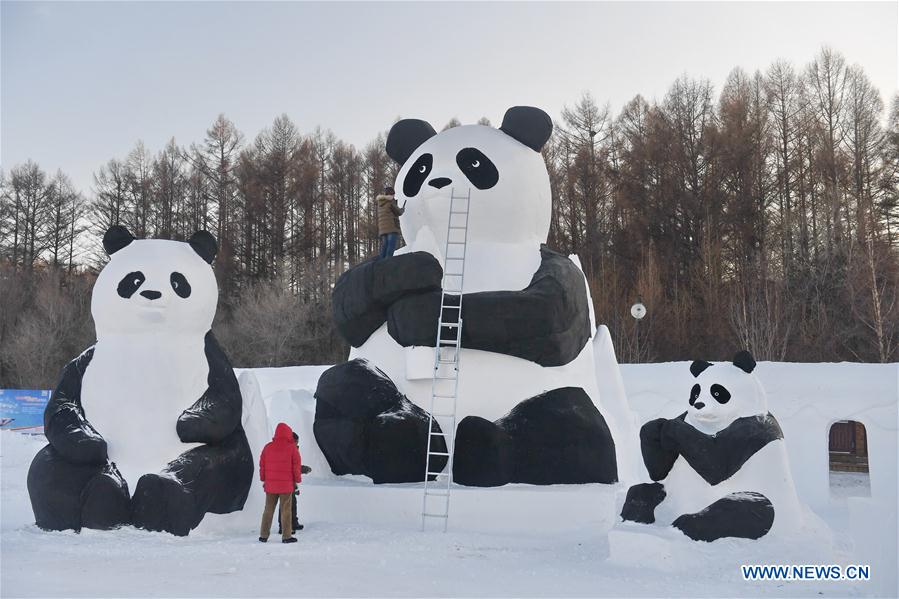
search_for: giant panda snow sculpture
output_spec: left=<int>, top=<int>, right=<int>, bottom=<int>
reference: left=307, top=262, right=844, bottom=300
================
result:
left=27, top=226, right=253, bottom=536
left=620, top=351, right=801, bottom=541
left=314, top=106, right=618, bottom=487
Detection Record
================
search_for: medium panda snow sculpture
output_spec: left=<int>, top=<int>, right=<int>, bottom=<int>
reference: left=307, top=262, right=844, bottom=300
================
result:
left=27, top=226, right=253, bottom=536
left=620, top=351, right=801, bottom=541
left=314, top=106, right=618, bottom=487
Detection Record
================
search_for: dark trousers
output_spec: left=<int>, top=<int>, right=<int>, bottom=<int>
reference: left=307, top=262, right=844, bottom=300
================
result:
left=379, top=233, right=398, bottom=259
left=277, top=493, right=299, bottom=534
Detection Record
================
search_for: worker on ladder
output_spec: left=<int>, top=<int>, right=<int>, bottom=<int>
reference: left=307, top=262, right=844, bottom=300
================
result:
left=377, top=185, right=404, bottom=259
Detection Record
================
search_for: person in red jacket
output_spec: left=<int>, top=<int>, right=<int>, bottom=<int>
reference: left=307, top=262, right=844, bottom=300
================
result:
left=258, top=422, right=302, bottom=543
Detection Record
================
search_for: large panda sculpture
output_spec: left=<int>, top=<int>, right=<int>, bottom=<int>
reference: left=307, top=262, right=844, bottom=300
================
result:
left=27, top=227, right=253, bottom=536
left=621, top=351, right=801, bottom=541
left=314, top=106, right=618, bottom=487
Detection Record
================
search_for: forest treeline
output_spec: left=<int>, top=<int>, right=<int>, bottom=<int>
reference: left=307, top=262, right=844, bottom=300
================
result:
left=1, top=48, right=897, bottom=388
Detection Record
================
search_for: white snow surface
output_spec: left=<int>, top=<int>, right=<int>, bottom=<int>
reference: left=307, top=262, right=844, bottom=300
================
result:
left=2, top=361, right=896, bottom=597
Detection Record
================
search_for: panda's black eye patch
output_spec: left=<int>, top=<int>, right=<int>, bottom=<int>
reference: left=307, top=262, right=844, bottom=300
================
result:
left=456, top=148, right=499, bottom=190
left=689, top=383, right=701, bottom=406
left=170, top=272, right=191, bottom=298
left=117, top=271, right=145, bottom=299
left=403, top=153, right=433, bottom=197
left=710, top=384, right=731, bottom=404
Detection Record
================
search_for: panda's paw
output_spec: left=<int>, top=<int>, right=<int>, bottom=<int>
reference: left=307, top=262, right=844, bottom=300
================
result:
left=452, top=416, right=514, bottom=487
left=81, top=463, right=131, bottom=530
left=131, top=473, right=200, bottom=537
left=621, top=482, right=666, bottom=524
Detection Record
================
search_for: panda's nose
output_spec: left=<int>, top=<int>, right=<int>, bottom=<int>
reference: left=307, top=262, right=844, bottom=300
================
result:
left=428, top=177, right=452, bottom=189
left=140, top=290, right=162, bottom=300
left=693, top=401, right=705, bottom=410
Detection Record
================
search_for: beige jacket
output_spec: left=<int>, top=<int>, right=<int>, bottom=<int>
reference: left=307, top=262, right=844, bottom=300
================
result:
left=377, top=194, right=404, bottom=235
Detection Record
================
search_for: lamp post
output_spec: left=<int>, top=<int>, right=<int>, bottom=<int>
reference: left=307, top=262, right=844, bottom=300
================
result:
left=630, top=300, right=646, bottom=362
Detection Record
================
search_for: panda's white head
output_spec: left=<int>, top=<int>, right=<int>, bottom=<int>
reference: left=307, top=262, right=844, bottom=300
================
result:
left=91, top=226, right=219, bottom=338
left=684, top=351, right=768, bottom=435
left=386, top=106, right=553, bottom=250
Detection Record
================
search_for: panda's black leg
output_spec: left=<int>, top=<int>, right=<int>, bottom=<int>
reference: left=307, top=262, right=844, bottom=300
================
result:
left=672, top=492, right=775, bottom=542
left=453, top=416, right=514, bottom=487
left=314, top=359, right=447, bottom=484
left=454, top=387, right=618, bottom=487
left=621, top=482, right=666, bottom=524
left=131, top=429, right=253, bottom=536
left=27, top=444, right=122, bottom=532
left=80, top=462, right=131, bottom=530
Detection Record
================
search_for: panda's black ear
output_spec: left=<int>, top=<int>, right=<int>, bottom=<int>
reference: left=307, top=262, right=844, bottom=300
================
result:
left=690, top=360, right=713, bottom=378
left=103, top=225, right=134, bottom=255
left=189, top=230, right=218, bottom=264
left=500, top=106, right=553, bottom=152
left=732, top=350, right=756, bottom=374
left=386, top=119, right=437, bottom=165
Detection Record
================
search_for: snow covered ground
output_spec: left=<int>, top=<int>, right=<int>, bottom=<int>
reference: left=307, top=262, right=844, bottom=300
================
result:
left=2, top=361, right=896, bottom=598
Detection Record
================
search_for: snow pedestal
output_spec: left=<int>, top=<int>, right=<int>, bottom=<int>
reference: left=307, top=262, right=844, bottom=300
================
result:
left=299, top=479, right=618, bottom=535
left=237, top=365, right=621, bottom=539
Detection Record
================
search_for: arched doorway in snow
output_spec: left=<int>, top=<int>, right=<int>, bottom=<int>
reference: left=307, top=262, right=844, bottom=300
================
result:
left=828, top=420, right=871, bottom=498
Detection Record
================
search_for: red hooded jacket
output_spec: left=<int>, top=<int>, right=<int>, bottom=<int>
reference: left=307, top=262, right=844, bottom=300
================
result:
left=259, top=423, right=302, bottom=494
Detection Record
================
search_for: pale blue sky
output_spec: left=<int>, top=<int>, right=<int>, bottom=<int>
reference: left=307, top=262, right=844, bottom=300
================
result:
left=3, top=1, right=897, bottom=193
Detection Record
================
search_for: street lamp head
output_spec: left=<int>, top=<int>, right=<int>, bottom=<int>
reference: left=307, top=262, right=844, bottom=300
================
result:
left=631, top=302, right=647, bottom=320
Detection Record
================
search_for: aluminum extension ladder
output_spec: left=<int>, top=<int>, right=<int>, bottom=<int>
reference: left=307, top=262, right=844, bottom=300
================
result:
left=421, top=188, right=471, bottom=532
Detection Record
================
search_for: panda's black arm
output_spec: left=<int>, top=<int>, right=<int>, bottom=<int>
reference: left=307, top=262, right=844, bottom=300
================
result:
left=660, top=417, right=729, bottom=485
left=661, top=415, right=784, bottom=486
left=176, top=332, right=242, bottom=444
left=44, top=347, right=108, bottom=465
left=387, top=246, right=592, bottom=367
left=640, top=417, right=680, bottom=481
left=332, top=252, right=443, bottom=347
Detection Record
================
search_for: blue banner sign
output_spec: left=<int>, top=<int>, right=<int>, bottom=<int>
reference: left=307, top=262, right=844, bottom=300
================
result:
left=0, top=389, right=51, bottom=434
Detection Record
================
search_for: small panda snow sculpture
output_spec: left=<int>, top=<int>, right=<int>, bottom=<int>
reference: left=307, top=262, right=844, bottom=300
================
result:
left=314, top=107, right=618, bottom=487
left=621, top=351, right=801, bottom=541
left=27, top=226, right=253, bottom=536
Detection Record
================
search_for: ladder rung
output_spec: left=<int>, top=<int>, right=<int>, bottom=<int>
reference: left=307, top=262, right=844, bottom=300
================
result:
left=429, top=451, right=450, bottom=457
left=429, top=431, right=446, bottom=436
left=450, top=210, right=469, bottom=215
left=427, top=471, right=449, bottom=477
left=441, top=304, right=461, bottom=310
left=425, top=489, right=450, bottom=496
left=446, top=240, right=467, bottom=245
left=433, top=394, right=455, bottom=399
left=431, top=412, right=456, bottom=418
left=422, top=512, right=448, bottom=518
left=448, top=226, right=467, bottom=230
